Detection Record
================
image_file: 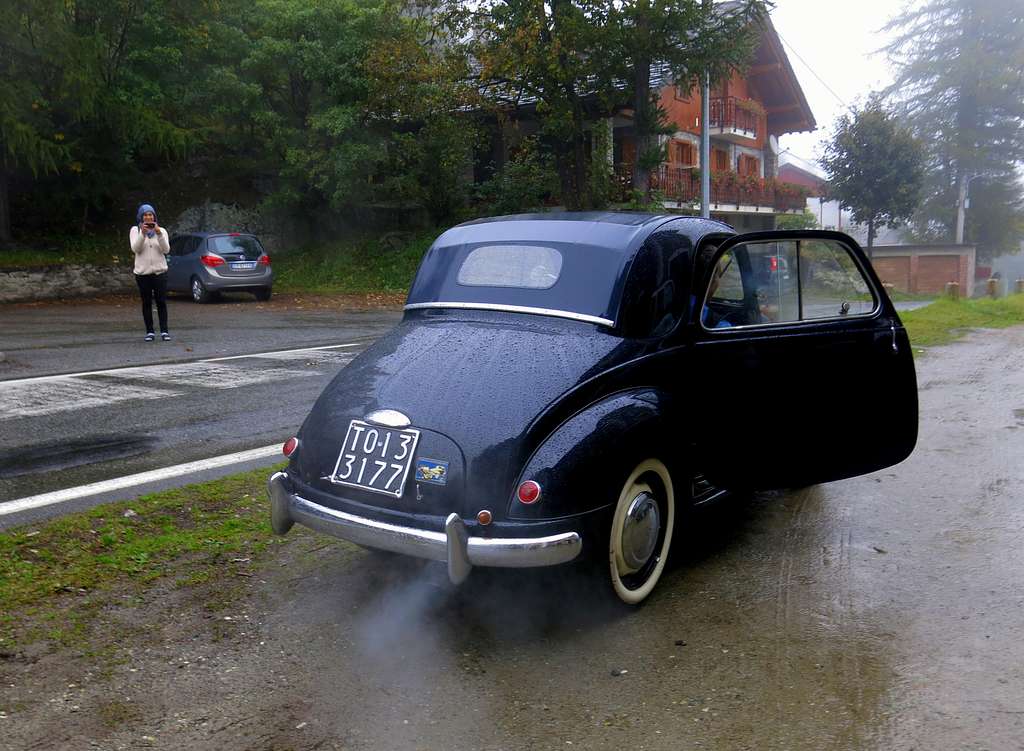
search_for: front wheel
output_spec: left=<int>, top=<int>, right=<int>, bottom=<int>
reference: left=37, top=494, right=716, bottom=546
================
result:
left=608, top=458, right=675, bottom=605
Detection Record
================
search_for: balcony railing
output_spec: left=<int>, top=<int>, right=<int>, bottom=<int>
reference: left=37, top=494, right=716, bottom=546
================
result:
left=615, top=165, right=809, bottom=213
left=709, top=96, right=761, bottom=139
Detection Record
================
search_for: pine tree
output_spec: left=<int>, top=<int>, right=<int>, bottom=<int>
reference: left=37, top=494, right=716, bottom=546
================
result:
left=883, top=0, right=1024, bottom=256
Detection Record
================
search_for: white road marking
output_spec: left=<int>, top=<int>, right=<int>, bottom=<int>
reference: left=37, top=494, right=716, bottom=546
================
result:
left=0, top=380, right=181, bottom=419
left=0, top=343, right=362, bottom=420
left=204, top=342, right=360, bottom=362
left=108, top=362, right=318, bottom=389
left=0, top=444, right=282, bottom=516
left=246, top=350, right=357, bottom=365
left=0, top=342, right=361, bottom=387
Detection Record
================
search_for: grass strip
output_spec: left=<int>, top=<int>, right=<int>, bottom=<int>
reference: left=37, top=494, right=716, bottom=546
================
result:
left=901, top=293, right=1024, bottom=347
left=0, top=233, right=125, bottom=269
left=0, top=464, right=288, bottom=646
left=272, top=230, right=436, bottom=295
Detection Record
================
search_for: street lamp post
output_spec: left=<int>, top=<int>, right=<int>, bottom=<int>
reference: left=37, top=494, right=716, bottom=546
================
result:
left=700, top=0, right=710, bottom=219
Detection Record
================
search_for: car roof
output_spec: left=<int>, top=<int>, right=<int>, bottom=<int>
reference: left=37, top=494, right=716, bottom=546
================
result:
left=440, top=212, right=733, bottom=254
left=406, top=212, right=736, bottom=327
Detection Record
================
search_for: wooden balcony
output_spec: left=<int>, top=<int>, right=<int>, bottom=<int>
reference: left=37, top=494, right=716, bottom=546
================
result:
left=709, top=96, right=761, bottom=143
left=616, top=165, right=809, bottom=213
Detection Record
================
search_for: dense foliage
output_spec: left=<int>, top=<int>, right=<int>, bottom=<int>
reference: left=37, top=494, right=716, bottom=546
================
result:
left=1, top=0, right=773, bottom=244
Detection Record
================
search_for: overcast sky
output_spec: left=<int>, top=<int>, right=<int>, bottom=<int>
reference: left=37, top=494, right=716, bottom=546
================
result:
left=769, top=0, right=913, bottom=172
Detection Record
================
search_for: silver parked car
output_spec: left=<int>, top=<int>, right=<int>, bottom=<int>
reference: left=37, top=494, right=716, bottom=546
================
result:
left=166, top=232, right=274, bottom=302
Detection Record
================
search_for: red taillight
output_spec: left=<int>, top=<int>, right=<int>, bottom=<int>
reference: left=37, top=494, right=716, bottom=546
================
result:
left=258, top=254, right=271, bottom=266
left=282, top=437, right=299, bottom=457
left=770, top=256, right=779, bottom=272
left=200, top=254, right=225, bottom=268
left=229, top=232, right=241, bottom=236
left=517, top=480, right=541, bottom=504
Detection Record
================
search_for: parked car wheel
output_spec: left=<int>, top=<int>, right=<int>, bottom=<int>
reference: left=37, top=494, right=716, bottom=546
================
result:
left=608, top=458, right=675, bottom=605
left=254, top=287, right=272, bottom=302
left=191, top=276, right=212, bottom=304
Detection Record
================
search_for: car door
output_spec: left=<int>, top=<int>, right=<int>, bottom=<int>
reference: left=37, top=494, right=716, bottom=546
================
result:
left=171, top=236, right=201, bottom=291
left=166, top=235, right=191, bottom=291
left=691, top=230, right=918, bottom=490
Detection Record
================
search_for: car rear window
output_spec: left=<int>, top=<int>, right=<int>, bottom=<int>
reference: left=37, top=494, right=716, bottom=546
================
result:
left=208, top=235, right=264, bottom=259
left=456, top=245, right=562, bottom=289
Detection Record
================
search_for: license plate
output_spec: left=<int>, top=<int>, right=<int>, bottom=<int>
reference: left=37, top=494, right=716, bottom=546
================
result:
left=231, top=261, right=257, bottom=270
left=328, top=420, right=420, bottom=497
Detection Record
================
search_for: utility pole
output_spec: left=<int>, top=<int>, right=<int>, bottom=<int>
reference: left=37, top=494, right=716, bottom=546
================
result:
left=955, top=174, right=980, bottom=245
left=700, top=0, right=711, bottom=218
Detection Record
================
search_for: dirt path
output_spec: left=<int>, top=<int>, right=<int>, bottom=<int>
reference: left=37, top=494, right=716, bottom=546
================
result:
left=3, top=326, right=1024, bottom=751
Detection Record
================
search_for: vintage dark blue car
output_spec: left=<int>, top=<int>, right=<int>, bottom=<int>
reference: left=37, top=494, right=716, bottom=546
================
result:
left=268, top=213, right=917, bottom=604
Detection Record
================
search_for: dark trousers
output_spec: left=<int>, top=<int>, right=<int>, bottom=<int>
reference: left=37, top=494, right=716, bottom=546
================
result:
left=135, top=272, right=169, bottom=334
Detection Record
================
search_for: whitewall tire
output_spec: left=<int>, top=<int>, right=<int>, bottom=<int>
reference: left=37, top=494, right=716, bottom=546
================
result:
left=608, top=458, right=675, bottom=605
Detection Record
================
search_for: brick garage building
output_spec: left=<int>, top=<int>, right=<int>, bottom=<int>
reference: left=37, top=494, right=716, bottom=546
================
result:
left=870, top=244, right=977, bottom=297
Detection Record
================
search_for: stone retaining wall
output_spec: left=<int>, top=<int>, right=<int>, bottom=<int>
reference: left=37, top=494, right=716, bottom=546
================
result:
left=0, top=265, right=135, bottom=304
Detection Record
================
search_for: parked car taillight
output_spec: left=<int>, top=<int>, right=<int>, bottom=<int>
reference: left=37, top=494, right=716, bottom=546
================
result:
left=200, top=254, right=225, bottom=268
left=517, top=480, right=541, bottom=504
left=770, top=256, right=779, bottom=272
left=259, top=254, right=271, bottom=266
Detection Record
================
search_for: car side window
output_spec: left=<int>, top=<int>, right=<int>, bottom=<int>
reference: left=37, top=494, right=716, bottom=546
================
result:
left=700, top=238, right=876, bottom=329
left=799, top=239, right=875, bottom=318
left=619, top=228, right=691, bottom=338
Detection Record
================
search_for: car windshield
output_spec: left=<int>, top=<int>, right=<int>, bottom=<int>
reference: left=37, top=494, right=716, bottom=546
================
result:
left=208, top=235, right=264, bottom=260
left=406, top=240, right=628, bottom=326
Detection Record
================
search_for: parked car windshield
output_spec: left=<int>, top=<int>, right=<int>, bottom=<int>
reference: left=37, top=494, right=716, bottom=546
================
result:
left=208, top=235, right=264, bottom=259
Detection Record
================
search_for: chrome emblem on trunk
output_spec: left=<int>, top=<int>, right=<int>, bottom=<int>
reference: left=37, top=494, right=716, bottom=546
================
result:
left=364, top=409, right=411, bottom=428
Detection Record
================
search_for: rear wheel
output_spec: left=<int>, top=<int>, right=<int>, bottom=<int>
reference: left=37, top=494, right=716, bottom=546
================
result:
left=254, top=287, right=272, bottom=302
left=191, top=276, right=212, bottom=304
left=608, top=458, right=675, bottom=605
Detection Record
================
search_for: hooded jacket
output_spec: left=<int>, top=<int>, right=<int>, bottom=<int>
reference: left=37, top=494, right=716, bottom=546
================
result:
left=130, top=204, right=170, bottom=275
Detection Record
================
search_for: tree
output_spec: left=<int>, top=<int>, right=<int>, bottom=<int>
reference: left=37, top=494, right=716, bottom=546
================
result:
left=882, top=0, right=1024, bottom=251
left=472, top=0, right=619, bottom=209
left=820, top=103, right=925, bottom=251
left=775, top=208, right=817, bottom=230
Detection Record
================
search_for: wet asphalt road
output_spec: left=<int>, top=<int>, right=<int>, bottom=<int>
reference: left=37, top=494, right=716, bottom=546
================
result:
left=0, top=295, right=401, bottom=525
left=1, top=294, right=1023, bottom=750
left=3, top=324, right=1022, bottom=751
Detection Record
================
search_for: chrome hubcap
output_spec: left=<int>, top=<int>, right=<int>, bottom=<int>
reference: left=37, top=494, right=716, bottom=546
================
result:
left=620, top=491, right=660, bottom=572
left=192, top=281, right=201, bottom=299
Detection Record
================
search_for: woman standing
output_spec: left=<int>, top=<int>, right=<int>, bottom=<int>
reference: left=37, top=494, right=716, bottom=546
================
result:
left=130, top=203, right=171, bottom=341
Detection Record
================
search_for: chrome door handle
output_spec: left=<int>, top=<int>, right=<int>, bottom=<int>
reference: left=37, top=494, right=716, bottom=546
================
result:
left=890, top=325, right=898, bottom=353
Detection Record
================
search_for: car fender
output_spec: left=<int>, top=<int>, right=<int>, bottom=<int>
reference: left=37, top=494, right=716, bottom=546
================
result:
left=507, top=388, right=680, bottom=520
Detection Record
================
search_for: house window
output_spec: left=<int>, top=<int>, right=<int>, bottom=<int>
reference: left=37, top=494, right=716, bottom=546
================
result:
left=738, top=155, right=760, bottom=177
left=676, top=142, right=696, bottom=166
left=674, top=84, right=692, bottom=102
left=713, top=148, right=729, bottom=171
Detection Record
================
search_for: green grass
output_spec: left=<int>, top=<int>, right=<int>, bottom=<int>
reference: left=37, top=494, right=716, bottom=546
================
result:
left=273, top=230, right=437, bottom=295
left=0, top=233, right=125, bottom=268
left=902, top=293, right=1024, bottom=347
left=0, top=464, right=287, bottom=647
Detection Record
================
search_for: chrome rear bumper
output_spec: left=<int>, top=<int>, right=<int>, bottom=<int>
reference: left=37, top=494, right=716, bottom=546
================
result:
left=267, top=472, right=582, bottom=584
